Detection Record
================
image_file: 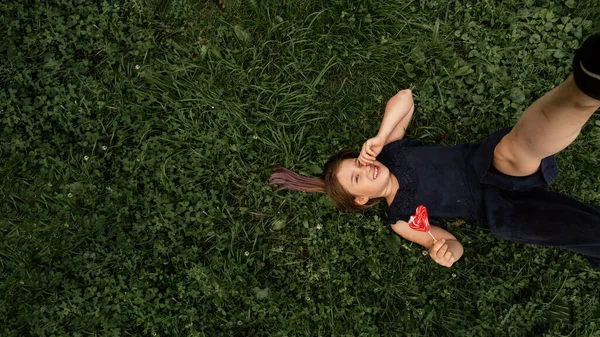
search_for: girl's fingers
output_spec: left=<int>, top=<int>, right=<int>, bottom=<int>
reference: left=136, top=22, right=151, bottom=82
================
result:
left=444, top=251, right=454, bottom=261
left=368, top=145, right=380, bottom=157
left=360, top=153, right=374, bottom=163
left=366, top=144, right=375, bottom=156
left=437, top=243, right=448, bottom=258
left=360, top=138, right=383, bottom=163
left=362, top=142, right=378, bottom=159
left=430, top=239, right=445, bottom=256
left=429, top=239, right=455, bottom=267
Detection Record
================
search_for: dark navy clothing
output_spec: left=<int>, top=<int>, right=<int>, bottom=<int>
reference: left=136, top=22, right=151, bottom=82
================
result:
left=376, top=128, right=600, bottom=268
left=377, top=139, right=480, bottom=224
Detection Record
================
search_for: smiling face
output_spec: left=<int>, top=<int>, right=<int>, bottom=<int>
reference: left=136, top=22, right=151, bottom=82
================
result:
left=336, top=158, right=393, bottom=205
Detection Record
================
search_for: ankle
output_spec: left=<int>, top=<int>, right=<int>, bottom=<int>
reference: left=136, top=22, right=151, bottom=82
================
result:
left=564, top=76, right=600, bottom=109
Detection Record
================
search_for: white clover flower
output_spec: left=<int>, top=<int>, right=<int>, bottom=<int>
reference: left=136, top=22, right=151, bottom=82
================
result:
left=67, top=193, right=73, bottom=198
left=101, top=145, right=107, bottom=151
left=244, top=251, right=250, bottom=256
left=84, top=155, right=89, bottom=161
left=316, top=224, right=322, bottom=230
left=252, top=135, right=258, bottom=140
left=135, top=64, right=140, bottom=70
left=452, top=273, right=457, bottom=278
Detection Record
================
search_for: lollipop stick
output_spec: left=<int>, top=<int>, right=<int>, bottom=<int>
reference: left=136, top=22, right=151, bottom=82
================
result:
left=427, top=231, right=437, bottom=243
left=425, top=217, right=437, bottom=243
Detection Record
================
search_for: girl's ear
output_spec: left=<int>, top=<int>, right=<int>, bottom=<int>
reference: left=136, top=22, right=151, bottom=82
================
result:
left=354, top=196, right=369, bottom=205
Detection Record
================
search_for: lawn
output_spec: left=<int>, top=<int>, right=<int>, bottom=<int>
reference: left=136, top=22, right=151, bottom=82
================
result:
left=2, top=0, right=600, bottom=336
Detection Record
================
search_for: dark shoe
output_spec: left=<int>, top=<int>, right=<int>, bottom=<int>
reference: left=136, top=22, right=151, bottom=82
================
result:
left=573, top=31, right=600, bottom=100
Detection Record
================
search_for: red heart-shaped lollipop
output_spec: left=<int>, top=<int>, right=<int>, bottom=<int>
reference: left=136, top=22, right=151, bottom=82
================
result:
left=408, top=205, right=437, bottom=242
left=408, top=205, right=430, bottom=232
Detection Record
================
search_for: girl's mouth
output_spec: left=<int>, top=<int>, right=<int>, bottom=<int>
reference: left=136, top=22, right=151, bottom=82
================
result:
left=373, top=165, right=379, bottom=180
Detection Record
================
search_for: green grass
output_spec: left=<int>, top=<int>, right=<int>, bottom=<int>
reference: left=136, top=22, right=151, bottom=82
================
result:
left=2, top=0, right=600, bottom=335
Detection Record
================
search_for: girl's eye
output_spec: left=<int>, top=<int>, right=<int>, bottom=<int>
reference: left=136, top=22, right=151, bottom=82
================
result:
left=355, top=175, right=359, bottom=183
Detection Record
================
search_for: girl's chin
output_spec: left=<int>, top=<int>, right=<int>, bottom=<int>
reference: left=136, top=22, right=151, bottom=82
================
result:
left=378, top=169, right=389, bottom=180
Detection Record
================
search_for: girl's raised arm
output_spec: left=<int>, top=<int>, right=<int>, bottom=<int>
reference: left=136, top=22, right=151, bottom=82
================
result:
left=358, top=89, right=415, bottom=165
left=379, top=89, right=415, bottom=144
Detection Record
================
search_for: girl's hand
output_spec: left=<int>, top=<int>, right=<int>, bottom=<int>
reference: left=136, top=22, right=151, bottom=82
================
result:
left=358, top=136, right=386, bottom=165
left=429, top=239, right=456, bottom=267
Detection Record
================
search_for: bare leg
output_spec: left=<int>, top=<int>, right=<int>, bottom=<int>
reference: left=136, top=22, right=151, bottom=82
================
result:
left=493, top=32, right=600, bottom=177
left=493, top=76, right=600, bottom=176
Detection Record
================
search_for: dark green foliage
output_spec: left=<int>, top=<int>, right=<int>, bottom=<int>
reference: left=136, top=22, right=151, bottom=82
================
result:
left=1, top=0, right=600, bottom=335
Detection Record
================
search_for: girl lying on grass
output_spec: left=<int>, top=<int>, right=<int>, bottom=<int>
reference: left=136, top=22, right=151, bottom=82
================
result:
left=270, top=32, right=600, bottom=268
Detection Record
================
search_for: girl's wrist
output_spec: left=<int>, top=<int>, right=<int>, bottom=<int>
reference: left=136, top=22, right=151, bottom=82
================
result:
left=374, top=134, right=387, bottom=143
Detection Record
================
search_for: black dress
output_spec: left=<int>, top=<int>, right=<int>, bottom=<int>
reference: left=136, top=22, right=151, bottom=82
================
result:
left=376, top=128, right=600, bottom=268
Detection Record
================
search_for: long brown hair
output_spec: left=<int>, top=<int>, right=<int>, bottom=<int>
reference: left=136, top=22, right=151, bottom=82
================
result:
left=269, top=150, right=379, bottom=211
